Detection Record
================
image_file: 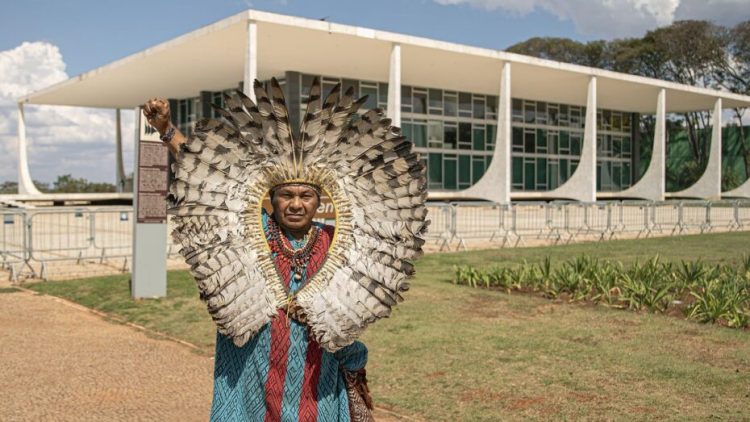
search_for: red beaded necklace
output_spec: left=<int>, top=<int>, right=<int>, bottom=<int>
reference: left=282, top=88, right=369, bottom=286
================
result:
left=266, top=217, right=321, bottom=282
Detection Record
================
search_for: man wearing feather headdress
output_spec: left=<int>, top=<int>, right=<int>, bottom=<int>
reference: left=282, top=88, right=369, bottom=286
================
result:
left=143, top=78, right=427, bottom=421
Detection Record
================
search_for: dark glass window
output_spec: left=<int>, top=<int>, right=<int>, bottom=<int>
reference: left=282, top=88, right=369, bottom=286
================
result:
left=459, top=93, right=472, bottom=117
left=360, top=85, right=378, bottom=110
left=378, top=82, right=388, bottom=105
left=401, top=122, right=413, bottom=144
left=536, top=101, right=547, bottom=124
left=524, top=101, right=535, bottom=124
left=548, top=105, right=559, bottom=126
left=473, top=98, right=485, bottom=119
left=512, top=156, right=523, bottom=186
left=571, top=134, right=581, bottom=155
left=412, top=122, right=427, bottom=147
left=512, top=99, right=523, bottom=122
left=472, top=157, right=485, bottom=183
left=401, top=86, right=412, bottom=111
left=413, top=90, right=427, bottom=114
left=512, top=127, right=524, bottom=151
left=459, top=155, right=471, bottom=188
left=444, top=125, right=457, bottom=149
left=428, top=153, right=443, bottom=186
left=524, top=130, right=535, bottom=153
left=536, top=129, right=547, bottom=152
left=458, top=123, right=472, bottom=149
left=429, top=89, right=442, bottom=114
left=524, top=160, right=535, bottom=190
left=486, top=124, right=496, bottom=150
left=537, top=158, right=547, bottom=186
left=444, top=157, right=457, bottom=190
left=444, top=93, right=458, bottom=116
left=559, top=131, right=570, bottom=152
left=486, top=95, right=498, bottom=118
left=473, top=127, right=485, bottom=151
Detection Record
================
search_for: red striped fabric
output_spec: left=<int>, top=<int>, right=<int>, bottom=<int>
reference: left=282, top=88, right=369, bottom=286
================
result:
left=264, top=223, right=334, bottom=422
left=264, top=309, right=292, bottom=422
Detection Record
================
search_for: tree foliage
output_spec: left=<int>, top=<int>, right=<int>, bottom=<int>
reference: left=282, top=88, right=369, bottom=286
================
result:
left=51, top=174, right=116, bottom=193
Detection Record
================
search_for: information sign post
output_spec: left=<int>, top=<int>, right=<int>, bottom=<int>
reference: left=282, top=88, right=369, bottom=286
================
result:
left=131, top=108, right=168, bottom=298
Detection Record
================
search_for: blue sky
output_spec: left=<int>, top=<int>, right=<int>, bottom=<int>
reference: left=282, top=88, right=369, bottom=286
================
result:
left=0, top=0, right=748, bottom=184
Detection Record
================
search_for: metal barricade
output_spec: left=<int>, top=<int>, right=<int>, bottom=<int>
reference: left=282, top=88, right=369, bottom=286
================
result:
left=706, top=201, right=738, bottom=231
left=2, top=199, right=749, bottom=281
left=563, top=202, right=611, bottom=242
left=615, top=201, right=652, bottom=238
left=425, top=203, right=454, bottom=251
left=25, top=207, right=136, bottom=278
left=650, top=201, right=681, bottom=234
left=451, top=201, right=510, bottom=250
left=509, top=202, right=549, bottom=246
left=1, top=209, right=30, bottom=281
left=91, top=207, right=133, bottom=262
left=678, top=200, right=709, bottom=233
left=27, top=208, right=93, bottom=263
left=735, top=200, right=750, bottom=229
left=545, top=201, right=569, bottom=244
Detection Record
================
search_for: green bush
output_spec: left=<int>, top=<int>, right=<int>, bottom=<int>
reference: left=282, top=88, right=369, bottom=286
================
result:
left=452, top=254, right=750, bottom=330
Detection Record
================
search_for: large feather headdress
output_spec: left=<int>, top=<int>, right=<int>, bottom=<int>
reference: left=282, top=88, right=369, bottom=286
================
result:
left=168, top=78, right=428, bottom=351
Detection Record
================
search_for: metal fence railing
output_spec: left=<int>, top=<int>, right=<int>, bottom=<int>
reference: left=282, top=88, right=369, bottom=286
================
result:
left=2, top=200, right=750, bottom=280
left=1, top=210, right=30, bottom=281
left=0, top=207, right=180, bottom=282
left=432, top=200, right=750, bottom=251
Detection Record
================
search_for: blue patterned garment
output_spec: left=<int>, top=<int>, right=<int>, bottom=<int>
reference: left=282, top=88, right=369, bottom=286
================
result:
left=209, top=211, right=368, bottom=422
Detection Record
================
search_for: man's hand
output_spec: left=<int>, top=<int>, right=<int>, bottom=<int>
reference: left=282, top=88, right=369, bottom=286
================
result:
left=143, top=98, right=172, bottom=135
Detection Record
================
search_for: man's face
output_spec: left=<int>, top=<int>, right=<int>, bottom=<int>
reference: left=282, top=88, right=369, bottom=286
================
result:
left=271, top=185, right=320, bottom=231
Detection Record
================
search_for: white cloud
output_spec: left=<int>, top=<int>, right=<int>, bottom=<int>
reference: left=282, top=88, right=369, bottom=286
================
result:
left=432, top=0, right=747, bottom=39
left=0, top=41, right=134, bottom=187
left=674, top=0, right=750, bottom=28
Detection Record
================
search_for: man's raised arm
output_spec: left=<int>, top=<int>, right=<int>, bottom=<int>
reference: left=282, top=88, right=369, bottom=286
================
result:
left=142, top=98, right=186, bottom=157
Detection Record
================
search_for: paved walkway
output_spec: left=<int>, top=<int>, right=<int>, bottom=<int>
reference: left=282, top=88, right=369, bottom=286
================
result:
left=0, top=288, right=403, bottom=421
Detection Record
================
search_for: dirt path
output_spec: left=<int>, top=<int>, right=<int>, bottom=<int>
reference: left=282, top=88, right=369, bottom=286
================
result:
left=0, top=288, right=404, bottom=421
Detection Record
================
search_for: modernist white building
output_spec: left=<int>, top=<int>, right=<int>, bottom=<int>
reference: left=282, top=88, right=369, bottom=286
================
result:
left=15, top=9, right=750, bottom=202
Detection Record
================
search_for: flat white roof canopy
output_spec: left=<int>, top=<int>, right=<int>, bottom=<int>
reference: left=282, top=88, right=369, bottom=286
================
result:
left=19, top=9, right=750, bottom=113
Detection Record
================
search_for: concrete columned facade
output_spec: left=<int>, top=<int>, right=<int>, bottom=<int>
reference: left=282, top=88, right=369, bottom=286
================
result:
left=14, top=9, right=750, bottom=201
left=616, top=89, right=666, bottom=201
left=540, top=76, right=598, bottom=202
left=16, top=103, right=42, bottom=195
left=454, top=61, right=511, bottom=203
left=669, top=98, right=723, bottom=200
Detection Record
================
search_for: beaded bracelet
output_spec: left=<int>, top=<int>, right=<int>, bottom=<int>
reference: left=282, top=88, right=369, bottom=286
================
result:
left=160, top=126, right=176, bottom=143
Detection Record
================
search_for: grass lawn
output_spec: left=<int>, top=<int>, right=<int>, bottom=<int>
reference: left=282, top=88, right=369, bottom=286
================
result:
left=28, top=231, right=750, bottom=421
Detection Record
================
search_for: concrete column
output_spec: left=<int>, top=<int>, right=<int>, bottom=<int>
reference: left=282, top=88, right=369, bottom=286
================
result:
left=387, top=43, right=401, bottom=126
left=670, top=98, right=722, bottom=199
left=545, top=76, right=597, bottom=202
left=457, top=61, right=511, bottom=203
left=16, top=103, right=41, bottom=195
left=243, top=20, right=258, bottom=102
left=617, top=89, right=666, bottom=201
left=115, top=109, right=126, bottom=192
